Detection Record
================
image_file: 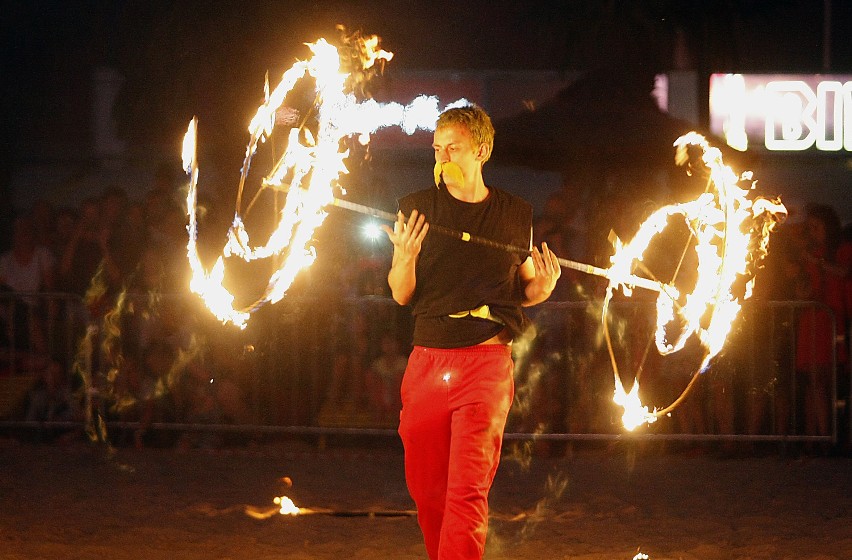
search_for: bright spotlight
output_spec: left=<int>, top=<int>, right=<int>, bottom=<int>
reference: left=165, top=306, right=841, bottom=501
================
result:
left=362, top=221, right=384, bottom=242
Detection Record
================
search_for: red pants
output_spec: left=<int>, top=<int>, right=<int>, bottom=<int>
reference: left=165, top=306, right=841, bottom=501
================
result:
left=399, top=345, right=514, bottom=560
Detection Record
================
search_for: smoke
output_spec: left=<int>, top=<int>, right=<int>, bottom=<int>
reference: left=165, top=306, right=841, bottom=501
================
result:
left=73, top=248, right=205, bottom=446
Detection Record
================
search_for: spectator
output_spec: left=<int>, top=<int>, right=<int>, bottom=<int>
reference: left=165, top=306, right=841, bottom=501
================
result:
left=791, top=204, right=847, bottom=437
left=99, top=186, right=143, bottom=282
left=839, top=223, right=852, bottom=312
left=59, top=197, right=109, bottom=301
left=29, top=198, right=56, bottom=252
left=0, top=215, right=56, bottom=352
left=109, top=199, right=147, bottom=284
left=100, top=186, right=127, bottom=234
left=52, top=208, right=78, bottom=261
left=747, top=212, right=800, bottom=436
left=364, top=331, right=407, bottom=423
left=322, top=314, right=371, bottom=415
left=533, top=188, right=586, bottom=301
left=0, top=215, right=65, bottom=419
left=146, top=201, right=190, bottom=291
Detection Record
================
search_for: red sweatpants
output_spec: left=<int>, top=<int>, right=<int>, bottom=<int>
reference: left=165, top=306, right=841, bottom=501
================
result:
left=398, top=345, right=514, bottom=560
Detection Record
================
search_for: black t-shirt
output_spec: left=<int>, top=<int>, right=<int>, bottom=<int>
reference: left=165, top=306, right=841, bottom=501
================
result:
left=398, top=185, right=533, bottom=348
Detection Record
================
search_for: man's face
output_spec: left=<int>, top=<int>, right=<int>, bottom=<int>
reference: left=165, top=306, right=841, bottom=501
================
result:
left=432, top=124, right=482, bottom=188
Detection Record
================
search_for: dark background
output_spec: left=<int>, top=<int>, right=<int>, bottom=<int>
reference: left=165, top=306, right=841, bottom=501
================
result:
left=1, top=0, right=851, bottom=224
left=3, top=1, right=851, bottom=152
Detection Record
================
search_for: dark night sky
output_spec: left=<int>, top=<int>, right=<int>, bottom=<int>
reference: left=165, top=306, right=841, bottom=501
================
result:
left=2, top=0, right=851, bottom=159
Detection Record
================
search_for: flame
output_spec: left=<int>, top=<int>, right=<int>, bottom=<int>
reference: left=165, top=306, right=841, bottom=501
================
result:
left=183, top=35, right=466, bottom=327
left=273, top=495, right=302, bottom=516
left=360, top=34, right=393, bottom=68
left=613, top=376, right=657, bottom=431
left=607, top=132, right=786, bottom=429
left=181, top=117, right=196, bottom=174
left=183, top=118, right=252, bottom=327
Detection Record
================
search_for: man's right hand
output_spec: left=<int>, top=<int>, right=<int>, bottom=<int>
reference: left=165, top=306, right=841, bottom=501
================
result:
left=382, top=209, right=429, bottom=262
left=382, top=210, right=429, bottom=305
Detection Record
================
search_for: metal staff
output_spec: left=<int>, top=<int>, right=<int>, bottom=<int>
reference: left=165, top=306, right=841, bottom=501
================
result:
left=329, top=197, right=664, bottom=293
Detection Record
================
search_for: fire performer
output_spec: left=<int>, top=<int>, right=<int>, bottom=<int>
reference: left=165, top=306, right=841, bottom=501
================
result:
left=382, top=104, right=561, bottom=559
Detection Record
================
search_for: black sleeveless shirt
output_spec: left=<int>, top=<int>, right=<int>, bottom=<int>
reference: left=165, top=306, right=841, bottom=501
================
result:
left=398, top=185, right=533, bottom=348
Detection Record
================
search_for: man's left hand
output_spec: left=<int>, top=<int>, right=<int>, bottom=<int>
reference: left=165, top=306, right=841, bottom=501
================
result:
left=524, top=242, right=561, bottom=305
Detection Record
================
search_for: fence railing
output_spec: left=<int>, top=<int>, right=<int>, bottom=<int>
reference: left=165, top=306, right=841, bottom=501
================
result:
left=0, top=292, right=846, bottom=445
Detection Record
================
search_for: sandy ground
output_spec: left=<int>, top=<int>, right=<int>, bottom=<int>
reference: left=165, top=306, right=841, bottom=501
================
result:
left=0, top=435, right=850, bottom=560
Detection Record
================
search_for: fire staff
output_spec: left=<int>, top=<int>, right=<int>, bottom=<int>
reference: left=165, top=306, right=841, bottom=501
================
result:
left=382, top=104, right=561, bottom=559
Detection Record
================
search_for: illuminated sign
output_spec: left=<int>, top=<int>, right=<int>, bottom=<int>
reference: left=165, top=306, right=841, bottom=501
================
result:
left=709, top=73, right=852, bottom=152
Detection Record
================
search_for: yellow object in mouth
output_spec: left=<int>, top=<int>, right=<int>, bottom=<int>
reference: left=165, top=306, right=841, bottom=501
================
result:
left=433, top=161, right=464, bottom=188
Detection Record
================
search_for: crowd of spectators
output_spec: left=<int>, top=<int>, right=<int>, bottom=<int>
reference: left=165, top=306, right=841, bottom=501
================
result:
left=0, top=167, right=850, bottom=452
left=0, top=165, right=407, bottom=445
left=0, top=168, right=222, bottom=442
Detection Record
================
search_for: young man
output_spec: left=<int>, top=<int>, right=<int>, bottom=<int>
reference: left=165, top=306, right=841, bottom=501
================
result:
left=382, top=104, right=561, bottom=559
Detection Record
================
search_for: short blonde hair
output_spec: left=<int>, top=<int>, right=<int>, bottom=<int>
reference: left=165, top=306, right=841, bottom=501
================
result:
left=436, top=104, right=495, bottom=162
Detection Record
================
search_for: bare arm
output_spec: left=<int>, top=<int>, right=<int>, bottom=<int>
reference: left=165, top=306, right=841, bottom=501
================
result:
left=381, top=210, right=429, bottom=305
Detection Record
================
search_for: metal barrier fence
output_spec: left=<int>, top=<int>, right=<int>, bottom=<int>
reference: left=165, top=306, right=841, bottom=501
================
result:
left=0, top=292, right=846, bottom=445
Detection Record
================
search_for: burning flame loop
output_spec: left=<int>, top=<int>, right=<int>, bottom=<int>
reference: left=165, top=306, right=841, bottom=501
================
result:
left=606, top=132, right=786, bottom=430
left=181, top=34, right=786, bottom=433
left=182, top=35, right=467, bottom=328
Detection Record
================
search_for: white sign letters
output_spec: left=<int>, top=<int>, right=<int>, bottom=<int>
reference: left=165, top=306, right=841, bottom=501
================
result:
left=710, top=74, right=852, bottom=152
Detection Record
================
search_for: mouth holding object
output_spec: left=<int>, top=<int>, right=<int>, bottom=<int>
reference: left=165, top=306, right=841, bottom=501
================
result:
left=433, top=161, right=465, bottom=188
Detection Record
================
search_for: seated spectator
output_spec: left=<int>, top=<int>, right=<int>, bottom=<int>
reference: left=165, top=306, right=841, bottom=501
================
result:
left=0, top=347, right=65, bottom=421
